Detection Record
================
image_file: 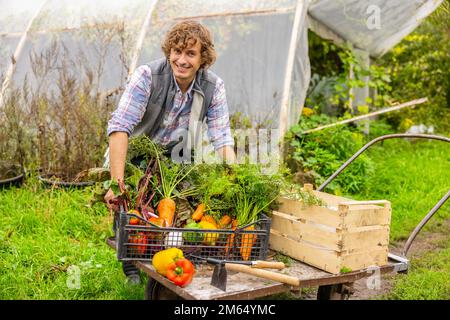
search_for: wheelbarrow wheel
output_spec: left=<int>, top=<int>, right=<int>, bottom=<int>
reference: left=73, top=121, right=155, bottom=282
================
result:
left=317, top=283, right=353, bottom=300
left=145, top=278, right=182, bottom=300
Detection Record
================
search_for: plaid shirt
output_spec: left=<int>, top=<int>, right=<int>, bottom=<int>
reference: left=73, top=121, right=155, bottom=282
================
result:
left=107, top=65, right=234, bottom=150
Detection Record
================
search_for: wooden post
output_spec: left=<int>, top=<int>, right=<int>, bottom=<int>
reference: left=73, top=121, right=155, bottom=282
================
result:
left=302, top=98, right=428, bottom=134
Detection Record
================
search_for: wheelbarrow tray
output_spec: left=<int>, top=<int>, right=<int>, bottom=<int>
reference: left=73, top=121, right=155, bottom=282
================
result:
left=107, top=237, right=407, bottom=300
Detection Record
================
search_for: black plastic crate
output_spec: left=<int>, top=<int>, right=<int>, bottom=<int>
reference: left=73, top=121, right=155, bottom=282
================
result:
left=116, top=212, right=271, bottom=263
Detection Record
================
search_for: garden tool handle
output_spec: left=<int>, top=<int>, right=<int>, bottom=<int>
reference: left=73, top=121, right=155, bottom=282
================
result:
left=252, top=261, right=285, bottom=269
left=225, top=263, right=300, bottom=286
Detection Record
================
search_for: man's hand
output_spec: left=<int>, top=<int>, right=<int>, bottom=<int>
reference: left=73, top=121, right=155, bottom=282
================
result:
left=104, top=188, right=116, bottom=211
left=217, top=145, right=236, bottom=164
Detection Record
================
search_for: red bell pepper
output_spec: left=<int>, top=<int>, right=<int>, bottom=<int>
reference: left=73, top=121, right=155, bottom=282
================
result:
left=129, top=232, right=148, bottom=256
left=166, top=258, right=195, bottom=287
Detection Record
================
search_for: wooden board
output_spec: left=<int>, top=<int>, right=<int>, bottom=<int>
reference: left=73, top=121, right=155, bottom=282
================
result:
left=277, top=197, right=391, bottom=230
left=269, top=230, right=342, bottom=274
left=277, top=197, right=343, bottom=228
left=271, top=211, right=340, bottom=250
left=340, top=248, right=388, bottom=271
left=269, top=230, right=389, bottom=274
left=340, top=226, right=390, bottom=250
left=342, top=206, right=392, bottom=228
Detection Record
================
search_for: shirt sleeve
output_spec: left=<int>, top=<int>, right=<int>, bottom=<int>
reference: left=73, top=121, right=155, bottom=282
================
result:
left=206, top=77, right=235, bottom=150
left=107, top=65, right=152, bottom=136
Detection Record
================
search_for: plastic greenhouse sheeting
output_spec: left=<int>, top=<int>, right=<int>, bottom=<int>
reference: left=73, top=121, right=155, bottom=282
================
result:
left=1, top=0, right=151, bottom=93
left=308, top=0, right=443, bottom=57
left=0, top=0, right=443, bottom=137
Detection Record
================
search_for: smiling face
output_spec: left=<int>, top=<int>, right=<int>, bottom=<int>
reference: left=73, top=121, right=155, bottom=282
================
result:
left=169, top=38, right=202, bottom=88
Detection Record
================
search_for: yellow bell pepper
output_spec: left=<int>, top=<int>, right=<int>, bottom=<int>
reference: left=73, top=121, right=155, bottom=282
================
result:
left=199, top=221, right=219, bottom=245
left=152, top=248, right=184, bottom=276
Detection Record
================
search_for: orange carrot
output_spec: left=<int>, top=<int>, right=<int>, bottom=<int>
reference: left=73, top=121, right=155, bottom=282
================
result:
left=157, top=198, right=176, bottom=226
left=225, top=219, right=239, bottom=255
left=192, top=203, right=206, bottom=221
left=240, top=225, right=257, bottom=261
left=219, top=215, right=232, bottom=228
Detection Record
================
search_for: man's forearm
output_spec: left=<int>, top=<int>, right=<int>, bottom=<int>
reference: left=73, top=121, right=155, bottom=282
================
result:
left=109, top=131, right=129, bottom=182
left=217, top=145, right=236, bottom=164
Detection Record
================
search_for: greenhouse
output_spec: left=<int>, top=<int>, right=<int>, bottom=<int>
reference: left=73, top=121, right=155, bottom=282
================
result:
left=1, top=0, right=442, bottom=134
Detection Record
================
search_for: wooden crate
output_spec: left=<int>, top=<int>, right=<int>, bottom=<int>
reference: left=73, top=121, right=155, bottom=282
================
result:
left=269, top=185, right=391, bottom=274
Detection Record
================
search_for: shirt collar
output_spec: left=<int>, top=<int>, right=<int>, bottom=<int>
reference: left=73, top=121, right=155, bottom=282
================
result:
left=173, top=73, right=196, bottom=99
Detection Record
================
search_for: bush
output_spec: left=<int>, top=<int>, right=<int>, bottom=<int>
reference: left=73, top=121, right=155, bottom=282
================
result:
left=284, top=113, right=382, bottom=195
left=379, top=4, right=450, bottom=133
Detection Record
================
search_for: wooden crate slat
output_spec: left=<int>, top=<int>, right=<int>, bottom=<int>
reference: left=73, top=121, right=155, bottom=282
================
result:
left=269, top=231, right=389, bottom=274
left=342, top=207, right=392, bottom=228
left=341, top=226, right=390, bottom=250
left=269, top=230, right=342, bottom=274
left=271, top=211, right=341, bottom=251
left=277, top=197, right=342, bottom=228
left=340, top=248, right=389, bottom=271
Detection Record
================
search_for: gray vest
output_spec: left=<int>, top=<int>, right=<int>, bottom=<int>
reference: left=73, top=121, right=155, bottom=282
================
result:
left=131, top=58, right=218, bottom=148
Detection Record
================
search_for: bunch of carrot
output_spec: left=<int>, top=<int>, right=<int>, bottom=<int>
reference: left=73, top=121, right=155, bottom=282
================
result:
left=233, top=187, right=278, bottom=260
left=151, top=143, right=197, bottom=227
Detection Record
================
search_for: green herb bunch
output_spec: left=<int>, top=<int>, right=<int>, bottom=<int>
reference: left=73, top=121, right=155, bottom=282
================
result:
left=230, top=163, right=284, bottom=226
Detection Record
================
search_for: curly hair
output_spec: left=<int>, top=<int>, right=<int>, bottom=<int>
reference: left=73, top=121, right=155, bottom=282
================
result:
left=161, top=20, right=216, bottom=69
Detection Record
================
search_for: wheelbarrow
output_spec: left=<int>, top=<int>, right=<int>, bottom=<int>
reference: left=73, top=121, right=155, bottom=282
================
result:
left=107, top=133, right=449, bottom=300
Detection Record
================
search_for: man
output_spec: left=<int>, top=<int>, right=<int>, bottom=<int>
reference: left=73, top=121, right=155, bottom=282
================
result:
left=105, top=20, right=236, bottom=283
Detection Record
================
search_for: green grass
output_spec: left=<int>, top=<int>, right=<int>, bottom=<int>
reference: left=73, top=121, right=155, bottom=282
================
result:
left=0, top=176, right=145, bottom=299
left=345, top=139, right=450, bottom=242
left=385, top=245, right=450, bottom=300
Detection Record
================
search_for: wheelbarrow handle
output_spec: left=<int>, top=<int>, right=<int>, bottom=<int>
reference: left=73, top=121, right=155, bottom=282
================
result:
left=403, top=190, right=450, bottom=257
left=318, top=133, right=450, bottom=192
